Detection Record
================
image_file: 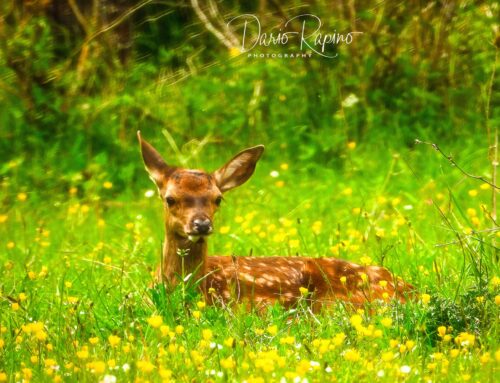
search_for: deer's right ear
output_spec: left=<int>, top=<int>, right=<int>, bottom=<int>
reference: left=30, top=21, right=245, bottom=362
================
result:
left=137, top=131, right=173, bottom=190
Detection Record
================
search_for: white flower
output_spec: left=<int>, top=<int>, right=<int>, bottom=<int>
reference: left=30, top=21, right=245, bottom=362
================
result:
left=122, top=364, right=130, bottom=372
left=342, top=93, right=359, bottom=108
left=270, top=170, right=279, bottom=178
left=144, top=190, right=155, bottom=198
left=400, top=365, right=411, bottom=374
left=403, top=205, right=414, bottom=210
left=377, top=370, right=385, bottom=377
left=100, top=375, right=117, bottom=383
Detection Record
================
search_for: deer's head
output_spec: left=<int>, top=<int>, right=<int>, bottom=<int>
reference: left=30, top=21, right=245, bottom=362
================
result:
left=138, top=132, right=264, bottom=243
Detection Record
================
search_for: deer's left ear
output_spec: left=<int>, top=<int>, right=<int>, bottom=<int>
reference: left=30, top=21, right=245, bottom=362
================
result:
left=213, top=145, right=264, bottom=192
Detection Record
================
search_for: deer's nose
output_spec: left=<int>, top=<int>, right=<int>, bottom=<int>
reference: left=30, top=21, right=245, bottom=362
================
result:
left=192, top=218, right=212, bottom=235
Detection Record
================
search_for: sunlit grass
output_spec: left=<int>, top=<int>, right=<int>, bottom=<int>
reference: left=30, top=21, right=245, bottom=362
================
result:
left=0, top=148, right=499, bottom=382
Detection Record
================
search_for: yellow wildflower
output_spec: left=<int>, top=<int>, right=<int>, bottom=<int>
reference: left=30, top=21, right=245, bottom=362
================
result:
left=420, top=293, right=431, bottom=305
left=267, top=325, right=278, bottom=336
left=342, top=187, right=353, bottom=196
left=312, top=220, right=322, bottom=235
left=390, top=339, right=399, bottom=348
left=437, top=326, right=447, bottom=337
left=468, top=189, right=478, bottom=197
left=22, top=368, right=32, bottom=380
left=360, top=256, right=372, bottom=265
left=220, top=357, right=235, bottom=369
left=202, top=329, right=213, bottom=341
left=147, top=315, right=163, bottom=328
left=344, top=349, right=361, bottom=361
left=108, top=335, right=121, bottom=347
left=350, top=314, right=363, bottom=328
left=219, top=226, right=230, bottom=234
left=480, top=352, right=490, bottom=364
left=88, top=361, right=105, bottom=374
left=381, top=317, right=392, bottom=328
left=480, top=183, right=490, bottom=190
left=279, top=336, right=295, bottom=345
left=77, top=347, right=89, bottom=360
left=137, top=360, right=155, bottom=373
left=455, top=332, right=475, bottom=347
left=381, top=351, right=394, bottom=362
left=224, top=337, right=235, bottom=348
left=404, top=340, right=415, bottom=350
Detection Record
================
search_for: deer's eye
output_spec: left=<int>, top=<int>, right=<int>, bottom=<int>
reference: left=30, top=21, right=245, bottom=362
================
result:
left=215, top=196, right=223, bottom=207
left=166, top=196, right=176, bottom=206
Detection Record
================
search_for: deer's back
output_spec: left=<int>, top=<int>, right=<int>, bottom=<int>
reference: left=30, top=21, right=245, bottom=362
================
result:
left=205, top=255, right=413, bottom=307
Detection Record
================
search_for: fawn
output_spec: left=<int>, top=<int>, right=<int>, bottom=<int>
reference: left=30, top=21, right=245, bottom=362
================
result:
left=138, top=132, right=413, bottom=308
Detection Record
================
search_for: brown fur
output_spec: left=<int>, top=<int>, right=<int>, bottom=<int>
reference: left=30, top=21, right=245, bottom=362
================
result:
left=205, top=256, right=412, bottom=308
left=138, top=132, right=413, bottom=308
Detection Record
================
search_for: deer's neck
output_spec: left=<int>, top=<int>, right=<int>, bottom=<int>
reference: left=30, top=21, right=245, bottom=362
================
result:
left=162, top=231, right=208, bottom=287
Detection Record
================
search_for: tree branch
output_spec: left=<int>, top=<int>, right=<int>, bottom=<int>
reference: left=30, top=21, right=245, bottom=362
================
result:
left=415, top=139, right=499, bottom=190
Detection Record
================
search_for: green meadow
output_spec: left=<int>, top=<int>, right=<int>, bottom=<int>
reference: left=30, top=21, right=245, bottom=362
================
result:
left=0, top=1, right=499, bottom=382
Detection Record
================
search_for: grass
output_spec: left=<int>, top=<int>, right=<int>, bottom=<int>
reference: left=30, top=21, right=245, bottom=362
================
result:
left=0, top=139, right=499, bottom=383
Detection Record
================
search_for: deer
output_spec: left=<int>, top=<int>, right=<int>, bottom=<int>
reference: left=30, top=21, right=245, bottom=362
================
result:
left=138, top=132, right=413, bottom=309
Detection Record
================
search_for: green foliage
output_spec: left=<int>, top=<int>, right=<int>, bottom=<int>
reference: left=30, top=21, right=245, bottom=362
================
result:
left=0, top=1, right=499, bottom=382
left=0, top=1, right=498, bottom=183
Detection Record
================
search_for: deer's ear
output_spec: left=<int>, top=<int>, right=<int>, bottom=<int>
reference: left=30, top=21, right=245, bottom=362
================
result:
left=137, top=131, right=174, bottom=190
left=213, top=145, right=264, bottom=192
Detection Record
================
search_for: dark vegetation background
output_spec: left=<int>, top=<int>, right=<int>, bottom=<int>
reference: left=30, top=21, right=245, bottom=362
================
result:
left=0, top=0, right=498, bottom=197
